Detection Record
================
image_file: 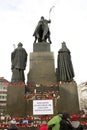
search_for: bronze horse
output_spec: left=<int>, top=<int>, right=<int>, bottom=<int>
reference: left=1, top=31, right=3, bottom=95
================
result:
left=33, top=21, right=51, bottom=43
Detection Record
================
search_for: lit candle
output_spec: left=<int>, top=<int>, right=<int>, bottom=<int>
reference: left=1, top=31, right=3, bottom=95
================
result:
left=34, top=89, right=36, bottom=93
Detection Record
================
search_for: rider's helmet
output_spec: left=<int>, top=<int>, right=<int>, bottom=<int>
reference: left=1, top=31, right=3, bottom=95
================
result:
left=41, top=16, right=44, bottom=20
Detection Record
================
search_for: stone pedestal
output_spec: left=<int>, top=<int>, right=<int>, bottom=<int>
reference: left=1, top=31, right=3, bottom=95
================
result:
left=33, top=42, right=50, bottom=52
left=57, top=81, right=80, bottom=114
left=27, top=42, right=56, bottom=85
left=27, top=42, right=58, bottom=115
left=7, top=85, right=26, bottom=117
left=27, top=52, right=56, bottom=85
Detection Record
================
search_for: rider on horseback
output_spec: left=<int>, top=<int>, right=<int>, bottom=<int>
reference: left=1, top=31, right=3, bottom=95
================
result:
left=33, top=16, right=52, bottom=44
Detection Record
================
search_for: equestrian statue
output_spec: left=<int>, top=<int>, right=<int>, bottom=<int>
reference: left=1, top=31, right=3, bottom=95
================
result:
left=33, top=16, right=52, bottom=44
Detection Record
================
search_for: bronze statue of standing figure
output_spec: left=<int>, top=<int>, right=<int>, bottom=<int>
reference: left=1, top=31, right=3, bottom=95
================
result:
left=33, top=16, right=52, bottom=44
left=57, top=41, right=75, bottom=82
left=11, top=42, right=27, bottom=83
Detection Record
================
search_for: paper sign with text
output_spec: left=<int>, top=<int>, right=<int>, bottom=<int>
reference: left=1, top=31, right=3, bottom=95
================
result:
left=33, top=100, right=53, bottom=115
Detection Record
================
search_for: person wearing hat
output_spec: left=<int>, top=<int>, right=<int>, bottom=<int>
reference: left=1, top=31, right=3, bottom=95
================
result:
left=39, top=121, right=48, bottom=130
left=11, top=42, right=27, bottom=83
left=60, top=113, right=73, bottom=130
left=71, top=115, right=83, bottom=130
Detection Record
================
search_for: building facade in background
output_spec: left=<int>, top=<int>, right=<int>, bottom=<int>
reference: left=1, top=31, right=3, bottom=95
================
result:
left=78, top=82, right=87, bottom=113
left=0, top=77, right=9, bottom=113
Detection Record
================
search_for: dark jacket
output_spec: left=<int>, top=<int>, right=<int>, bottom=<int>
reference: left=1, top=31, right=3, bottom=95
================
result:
left=60, top=119, right=73, bottom=130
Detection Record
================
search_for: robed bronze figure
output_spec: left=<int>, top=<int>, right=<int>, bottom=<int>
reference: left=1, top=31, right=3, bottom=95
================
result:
left=57, top=42, right=75, bottom=82
left=11, top=42, right=27, bottom=83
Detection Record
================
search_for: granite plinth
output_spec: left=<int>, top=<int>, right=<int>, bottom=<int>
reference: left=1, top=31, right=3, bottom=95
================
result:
left=33, top=42, right=50, bottom=52
left=27, top=52, right=57, bottom=85
left=57, top=81, right=80, bottom=114
left=7, top=85, right=26, bottom=117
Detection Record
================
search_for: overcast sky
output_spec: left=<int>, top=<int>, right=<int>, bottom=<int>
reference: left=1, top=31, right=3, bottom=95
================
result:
left=0, top=0, right=87, bottom=85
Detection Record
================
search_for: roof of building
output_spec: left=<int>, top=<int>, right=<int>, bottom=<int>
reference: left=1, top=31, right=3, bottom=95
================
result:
left=0, top=77, right=9, bottom=83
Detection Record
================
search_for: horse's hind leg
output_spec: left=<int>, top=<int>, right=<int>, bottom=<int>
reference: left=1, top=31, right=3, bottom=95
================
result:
left=34, top=37, right=37, bottom=43
left=48, top=36, right=52, bottom=44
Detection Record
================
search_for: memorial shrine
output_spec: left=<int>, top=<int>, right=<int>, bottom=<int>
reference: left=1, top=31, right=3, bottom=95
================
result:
left=7, top=16, right=79, bottom=119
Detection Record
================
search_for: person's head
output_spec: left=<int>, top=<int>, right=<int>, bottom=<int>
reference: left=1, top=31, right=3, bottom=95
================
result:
left=57, top=112, right=63, bottom=117
left=62, top=113, right=70, bottom=120
left=61, top=41, right=70, bottom=52
left=18, top=42, right=23, bottom=47
left=71, top=114, right=79, bottom=121
left=62, top=41, right=67, bottom=48
left=41, top=16, right=44, bottom=20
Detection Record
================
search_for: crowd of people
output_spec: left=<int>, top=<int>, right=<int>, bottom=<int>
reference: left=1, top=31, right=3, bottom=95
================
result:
left=40, top=113, right=83, bottom=130
left=0, top=112, right=85, bottom=130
